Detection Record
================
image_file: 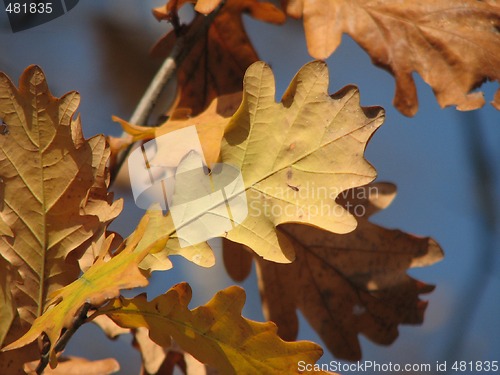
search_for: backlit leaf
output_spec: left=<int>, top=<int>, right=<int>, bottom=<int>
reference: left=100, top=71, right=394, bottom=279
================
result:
left=152, top=0, right=285, bottom=116
left=101, top=283, right=329, bottom=374
left=0, top=66, right=122, bottom=370
left=1, top=215, right=166, bottom=367
left=224, top=183, right=444, bottom=360
left=220, top=61, right=384, bottom=262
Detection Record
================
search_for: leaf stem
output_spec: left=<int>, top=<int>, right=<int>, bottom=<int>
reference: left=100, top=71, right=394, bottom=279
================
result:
left=109, top=4, right=224, bottom=186
left=35, top=303, right=92, bottom=375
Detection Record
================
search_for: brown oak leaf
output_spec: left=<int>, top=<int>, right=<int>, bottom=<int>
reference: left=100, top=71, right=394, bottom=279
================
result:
left=223, top=182, right=444, bottom=360
left=152, top=0, right=285, bottom=116
left=283, top=0, right=500, bottom=115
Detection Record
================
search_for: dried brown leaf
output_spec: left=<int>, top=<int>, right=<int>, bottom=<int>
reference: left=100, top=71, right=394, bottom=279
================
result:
left=224, top=183, right=444, bottom=360
left=152, top=0, right=285, bottom=116
left=284, top=0, right=500, bottom=115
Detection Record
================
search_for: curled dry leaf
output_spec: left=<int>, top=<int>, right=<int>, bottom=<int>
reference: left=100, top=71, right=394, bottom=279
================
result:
left=0, top=66, right=122, bottom=371
left=152, top=0, right=285, bottom=116
left=284, top=0, right=500, bottom=115
left=220, top=61, right=384, bottom=262
left=101, top=283, right=332, bottom=375
left=224, top=183, right=444, bottom=360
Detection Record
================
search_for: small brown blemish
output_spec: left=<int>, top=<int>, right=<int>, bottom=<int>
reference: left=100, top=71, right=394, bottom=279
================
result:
left=287, top=170, right=292, bottom=179
left=0, top=121, right=9, bottom=135
left=287, top=183, right=299, bottom=192
left=289, top=143, right=295, bottom=150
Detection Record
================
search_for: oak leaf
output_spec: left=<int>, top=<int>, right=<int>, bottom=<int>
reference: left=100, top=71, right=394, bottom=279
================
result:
left=152, top=0, right=285, bottom=116
left=0, top=66, right=122, bottom=370
left=220, top=61, right=384, bottom=262
left=223, top=183, right=444, bottom=360
left=101, top=282, right=329, bottom=375
left=1, top=215, right=166, bottom=367
left=283, top=0, right=500, bottom=115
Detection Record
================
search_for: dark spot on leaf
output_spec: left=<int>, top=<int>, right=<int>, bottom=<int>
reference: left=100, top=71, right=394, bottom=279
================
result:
left=0, top=120, right=9, bottom=135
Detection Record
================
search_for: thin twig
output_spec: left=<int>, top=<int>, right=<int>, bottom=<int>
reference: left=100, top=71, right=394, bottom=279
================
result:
left=36, top=303, right=92, bottom=375
left=110, top=5, right=224, bottom=186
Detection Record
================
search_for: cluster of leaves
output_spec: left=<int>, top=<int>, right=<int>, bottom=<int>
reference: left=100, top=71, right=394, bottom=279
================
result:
left=1, top=0, right=498, bottom=373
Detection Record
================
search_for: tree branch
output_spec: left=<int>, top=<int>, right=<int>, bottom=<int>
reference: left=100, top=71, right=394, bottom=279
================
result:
left=35, top=303, right=92, bottom=375
left=109, top=4, right=224, bottom=185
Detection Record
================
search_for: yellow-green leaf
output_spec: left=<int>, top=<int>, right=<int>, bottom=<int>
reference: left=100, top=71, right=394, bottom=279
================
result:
left=101, top=283, right=327, bottom=375
left=1, top=214, right=166, bottom=367
left=221, top=61, right=384, bottom=262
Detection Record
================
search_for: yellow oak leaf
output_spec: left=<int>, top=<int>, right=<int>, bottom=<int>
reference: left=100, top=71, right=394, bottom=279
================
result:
left=223, top=183, right=444, bottom=360
left=152, top=0, right=285, bottom=116
left=0, top=65, right=122, bottom=370
left=220, top=61, right=384, bottom=262
left=101, top=283, right=331, bottom=375
left=1, top=214, right=166, bottom=368
left=283, top=0, right=500, bottom=115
